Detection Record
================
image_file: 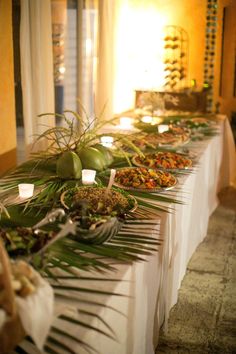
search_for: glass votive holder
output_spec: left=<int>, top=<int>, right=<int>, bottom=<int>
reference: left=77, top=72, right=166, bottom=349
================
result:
left=82, top=169, right=96, bottom=185
left=141, top=116, right=153, bottom=124
left=158, top=124, right=169, bottom=133
left=100, top=136, right=114, bottom=148
left=18, top=183, right=34, bottom=199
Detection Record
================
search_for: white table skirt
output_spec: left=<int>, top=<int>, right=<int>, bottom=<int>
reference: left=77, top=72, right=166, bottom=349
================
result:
left=162, top=115, right=236, bottom=326
left=18, top=116, right=236, bottom=354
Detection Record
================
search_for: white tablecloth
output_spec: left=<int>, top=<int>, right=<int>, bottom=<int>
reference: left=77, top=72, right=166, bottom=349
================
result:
left=162, top=115, right=236, bottom=326
left=18, top=116, right=236, bottom=354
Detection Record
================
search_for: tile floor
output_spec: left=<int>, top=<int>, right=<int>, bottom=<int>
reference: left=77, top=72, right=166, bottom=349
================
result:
left=156, top=186, right=236, bottom=354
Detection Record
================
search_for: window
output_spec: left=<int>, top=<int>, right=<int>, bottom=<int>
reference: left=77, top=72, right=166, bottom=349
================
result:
left=51, top=0, right=98, bottom=124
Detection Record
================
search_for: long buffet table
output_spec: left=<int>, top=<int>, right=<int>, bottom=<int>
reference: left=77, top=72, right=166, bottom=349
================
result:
left=16, top=115, right=236, bottom=354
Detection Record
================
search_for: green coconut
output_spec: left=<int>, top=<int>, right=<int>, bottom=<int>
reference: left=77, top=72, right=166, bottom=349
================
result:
left=77, top=147, right=106, bottom=171
left=92, top=144, right=114, bottom=166
left=56, top=151, right=82, bottom=179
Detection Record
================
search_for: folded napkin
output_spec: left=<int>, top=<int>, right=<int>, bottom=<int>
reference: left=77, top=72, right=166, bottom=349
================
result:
left=16, top=268, right=54, bottom=351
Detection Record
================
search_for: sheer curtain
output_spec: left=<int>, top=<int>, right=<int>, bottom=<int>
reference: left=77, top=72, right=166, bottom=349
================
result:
left=95, top=0, right=120, bottom=120
left=80, top=0, right=99, bottom=122
left=20, top=0, right=55, bottom=152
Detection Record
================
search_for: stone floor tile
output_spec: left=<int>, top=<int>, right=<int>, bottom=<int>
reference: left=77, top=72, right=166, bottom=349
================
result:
left=207, top=220, right=235, bottom=239
left=156, top=345, right=208, bottom=354
left=218, top=281, right=236, bottom=323
left=156, top=191, right=236, bottom=354
left=159, top=323, right=214, bottom=349
left=179, top=271, right=224, bottom=304
left=227, top=255, right=236, bottom=280
left=213, top=331, right=236, bottom=353
left=168, top=292, right=220, bottom=330
left=232, top=236, right=236, bottom=254
left=187, top=248, right=228, bottom=275
left=218, top=187, right=236, bottom=213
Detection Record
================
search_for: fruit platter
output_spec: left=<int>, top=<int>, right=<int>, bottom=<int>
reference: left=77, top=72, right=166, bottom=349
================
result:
left=114, top=167, right=178, bottom=192
left=132, top=151, right=193, bottom=171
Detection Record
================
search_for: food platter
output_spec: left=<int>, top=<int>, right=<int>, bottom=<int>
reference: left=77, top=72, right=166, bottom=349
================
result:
left=59, top=187, right=138, bottom=243
left=132, top=152, right=193, bottom=171
left=175, top=149, right=198, bottom=160
left=131, top=128, right=190, bottom=150
left=178, top=117, right=216, bottom=130
left=0, top=226, right=56, bottom=257
left=60, top=186, right=138, bottom=216
left=113, top=167, right=178, bottom=192
left=157, top=128, right=191, bottom=147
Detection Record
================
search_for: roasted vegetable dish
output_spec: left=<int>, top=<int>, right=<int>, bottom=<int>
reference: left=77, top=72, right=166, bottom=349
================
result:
left=63, top=187, right=135, bottom=216
left=178, top=117, right=212, bottom=129
left=133, top=151, right=192, bottom=170
left=114, top=167, right=177, bottom=190
left=0, top=227, right=56, bottom=256
left=131, top=128, right=189, bottom=150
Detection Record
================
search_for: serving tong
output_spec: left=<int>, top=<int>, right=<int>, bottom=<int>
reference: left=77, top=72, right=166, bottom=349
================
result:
left=29, top=209, right=79, bottom=261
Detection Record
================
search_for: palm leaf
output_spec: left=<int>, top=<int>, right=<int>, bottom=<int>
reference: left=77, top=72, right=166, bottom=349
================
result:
left=50, top=327, right=99, bottom=354
left=0, top=107, right=199, bottom=354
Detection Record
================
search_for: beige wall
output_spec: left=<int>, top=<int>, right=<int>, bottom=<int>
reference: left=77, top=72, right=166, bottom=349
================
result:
left=154, top=0, right=206, bottom=89
left=0, top=0, right=17, bottom=173
left=112, top=0, right=207, bottom=114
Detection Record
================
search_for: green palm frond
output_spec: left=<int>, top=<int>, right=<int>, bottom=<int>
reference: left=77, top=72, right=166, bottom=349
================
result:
left=0, top=107, right=201, bottom=354
left=50, top=327, right=99, bottom=354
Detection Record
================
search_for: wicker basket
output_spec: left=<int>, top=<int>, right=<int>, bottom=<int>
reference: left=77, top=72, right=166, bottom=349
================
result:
left=0, top=241, right=26, bottom=353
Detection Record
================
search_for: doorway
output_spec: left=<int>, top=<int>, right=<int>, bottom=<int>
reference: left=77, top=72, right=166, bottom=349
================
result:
left=219, top=1, right=236, bottom=122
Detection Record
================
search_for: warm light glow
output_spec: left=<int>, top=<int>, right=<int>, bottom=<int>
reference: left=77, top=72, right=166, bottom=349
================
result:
left=85, top=38, right=92, bottom=56
left=82, top=169, right=96, bottom=185
left=141, top=116, right=163, bottom=125
left=18, top=183, right=34, bottom=199
left=152, top=117, right=164, bottom=125
left=100, top=136, right=114, bottom=148
left=141, top=116, right=153, bottom=124
left=113, top=4, right=169, bottom=113
left=59, top=66, right=66, bottom=74
left=158, top=124, right=169, bottom=133
left=119, top=117, right=133, bottom=129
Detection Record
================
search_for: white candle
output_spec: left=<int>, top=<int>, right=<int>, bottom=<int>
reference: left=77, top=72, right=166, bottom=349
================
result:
left=141, top=116, right=163, bottom=125
left=82, top=169, right=96, bottom=185
left=18, top=183, right=34, bottom=199
left=152, top=117, right=163, bottom=125
left=100, top=136, right=114, bottom=148
left=158, top=124, right=169, bottom=133
left=119, top=117, right=133, bottom=129
left=141, top=116, right=153, bottom=124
